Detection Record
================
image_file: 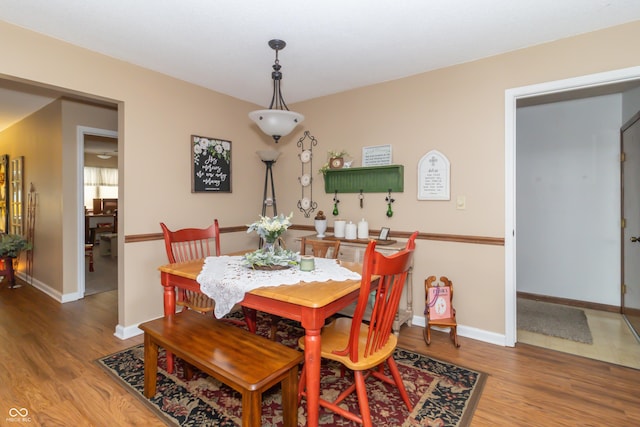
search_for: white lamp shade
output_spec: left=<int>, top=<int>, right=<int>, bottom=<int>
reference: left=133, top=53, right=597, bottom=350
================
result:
left=248, top=109, right=304, bottom=139
left=256, top=150, right=281, bottom=162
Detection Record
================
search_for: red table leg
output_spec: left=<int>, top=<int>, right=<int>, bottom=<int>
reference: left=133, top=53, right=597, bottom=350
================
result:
left=161, top=272, right=177, bottom=373
left=303, top=325, right=322, bottom=427
left=242, top=306, right=257, bottom=333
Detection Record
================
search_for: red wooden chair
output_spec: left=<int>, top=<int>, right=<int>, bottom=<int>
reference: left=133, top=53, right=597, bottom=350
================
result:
left=298, top=238, right=416, bottom=427
left=160, top=220, right=252, bottom=374
left=160, top=220, right=222, bottom=313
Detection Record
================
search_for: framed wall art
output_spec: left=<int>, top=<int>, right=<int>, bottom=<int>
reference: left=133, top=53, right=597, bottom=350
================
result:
left=0, top=155, right=7, bottom=233
left=362, top=144, right=392, bottom=167
left=191, top=135, right=232, bottom=193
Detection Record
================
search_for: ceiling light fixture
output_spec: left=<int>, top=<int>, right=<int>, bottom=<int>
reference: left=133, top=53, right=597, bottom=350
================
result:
left=248, top=39, right=304, bottom=143
left=97, top=153, right=112, bottom=159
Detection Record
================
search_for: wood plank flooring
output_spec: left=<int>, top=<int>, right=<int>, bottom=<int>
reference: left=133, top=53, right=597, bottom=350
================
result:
left=1, top=281, right=639, bottom=426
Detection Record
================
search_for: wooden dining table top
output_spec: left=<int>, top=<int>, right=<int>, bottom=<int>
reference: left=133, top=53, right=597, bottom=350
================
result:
left=158, top=257, right=365, bottom=309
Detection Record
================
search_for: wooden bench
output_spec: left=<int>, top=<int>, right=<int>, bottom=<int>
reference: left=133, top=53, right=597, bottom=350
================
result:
left=139, top=310, right=303, bottom=427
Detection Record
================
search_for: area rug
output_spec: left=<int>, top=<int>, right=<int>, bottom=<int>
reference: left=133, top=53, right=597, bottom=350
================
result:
left=97, top=315, right=486, bottom=426
left=517, top=298, right=593, bottom=344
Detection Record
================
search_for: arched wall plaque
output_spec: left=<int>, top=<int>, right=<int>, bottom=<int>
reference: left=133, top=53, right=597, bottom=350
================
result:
left=418, top=150, right=450, bottom=200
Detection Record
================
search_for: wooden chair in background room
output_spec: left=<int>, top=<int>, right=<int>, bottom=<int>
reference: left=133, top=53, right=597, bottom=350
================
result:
left=298, top=240, right=416, bottom=427
left=93, top=222, right=114, bottom=244
left=300, top=236, right=341, bottom=259
left=85, top=244, right=94, bottom=273
left=424, top=275, right=459, bottom=347
left=160, top=220, right=251, bottom=374
left=268, top=237, right=342, bottom=341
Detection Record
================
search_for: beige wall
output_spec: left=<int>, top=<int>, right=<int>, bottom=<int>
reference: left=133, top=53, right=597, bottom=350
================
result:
left=0, top=20, right=269, bottom=329
left=277, top=20, right=640, bottom=336
left=61, top=100, right=118, bottom=294
left=0, top=101, right=63, bottom=289
left=0, top=99, right=118, bottom=296
left=1, top=19, right=639, bottom=340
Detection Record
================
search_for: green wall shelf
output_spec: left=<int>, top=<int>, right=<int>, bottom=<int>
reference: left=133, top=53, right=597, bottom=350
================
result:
left=323, top=165, right=404, bottom=193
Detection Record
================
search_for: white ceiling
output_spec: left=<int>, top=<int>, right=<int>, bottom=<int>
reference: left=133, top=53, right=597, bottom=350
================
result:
left=1, top=0, right=640, bottom=131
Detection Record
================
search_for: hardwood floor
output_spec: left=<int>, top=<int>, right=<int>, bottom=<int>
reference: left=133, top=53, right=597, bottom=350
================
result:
left=2, top=281, right=639, bottom=426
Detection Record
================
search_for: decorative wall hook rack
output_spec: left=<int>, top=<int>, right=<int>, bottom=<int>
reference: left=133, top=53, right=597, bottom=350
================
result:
left=323, top=165, right=404, bottom=193
left=385, top=189, right=395, bottom=217
left=332, top=190, right=340, bottom=216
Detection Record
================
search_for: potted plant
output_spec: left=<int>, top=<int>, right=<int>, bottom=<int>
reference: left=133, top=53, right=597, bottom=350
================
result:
left=0, top=233, right=32, bottom=258
left=0, top=234, right=31, bottom=287
left=242, top=213, right=299, bottom=269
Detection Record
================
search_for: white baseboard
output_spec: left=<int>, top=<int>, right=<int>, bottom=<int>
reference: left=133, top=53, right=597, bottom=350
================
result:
left=114, top=323, right=143, bottom=340
left=411, top=314, right=509, bottom=347
left=16, top=273, right=83, bottom=303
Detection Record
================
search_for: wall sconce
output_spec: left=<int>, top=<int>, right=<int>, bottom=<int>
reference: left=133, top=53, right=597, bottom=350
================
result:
left=248, top=39, right=304, bottom=143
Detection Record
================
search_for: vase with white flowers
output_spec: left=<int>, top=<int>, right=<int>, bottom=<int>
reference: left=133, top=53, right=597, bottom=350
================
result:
left=242, top=213, right=299, bottom=269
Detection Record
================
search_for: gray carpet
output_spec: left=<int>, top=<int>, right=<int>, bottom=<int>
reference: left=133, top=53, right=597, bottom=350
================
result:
left=517, top=298, right=593, bottom=344
left=85, top=244, right=117, bottom=295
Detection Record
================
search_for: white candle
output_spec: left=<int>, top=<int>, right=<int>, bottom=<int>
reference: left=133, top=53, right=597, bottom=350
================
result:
left=357, top=218, right=369, bottom=239
left=345, top=221, right=357, bottom=240
left=334, top=220, right=346, bottom=238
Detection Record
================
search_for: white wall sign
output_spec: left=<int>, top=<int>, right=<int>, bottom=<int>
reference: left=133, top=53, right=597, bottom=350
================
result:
left=362, top=144, right=392, bottom=166
left=418, top=150, right=450, bottom=200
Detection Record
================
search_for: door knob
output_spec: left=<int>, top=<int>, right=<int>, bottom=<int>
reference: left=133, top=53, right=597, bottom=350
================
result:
left=631, top=237, right=640, bottom=242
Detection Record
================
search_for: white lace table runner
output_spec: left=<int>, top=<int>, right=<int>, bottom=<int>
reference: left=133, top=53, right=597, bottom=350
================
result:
left=197, top=256, right=362, bottom=318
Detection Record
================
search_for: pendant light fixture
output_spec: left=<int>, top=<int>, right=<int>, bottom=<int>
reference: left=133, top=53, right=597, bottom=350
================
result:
left=248, top=39, right=304, bottom=143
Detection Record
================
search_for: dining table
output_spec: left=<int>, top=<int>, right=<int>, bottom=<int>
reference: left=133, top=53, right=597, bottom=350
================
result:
left=158, top=256, right=366, bottom=427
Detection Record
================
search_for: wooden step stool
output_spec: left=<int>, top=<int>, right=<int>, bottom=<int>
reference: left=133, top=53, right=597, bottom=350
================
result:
left=139, top=310, right=303, bottom=427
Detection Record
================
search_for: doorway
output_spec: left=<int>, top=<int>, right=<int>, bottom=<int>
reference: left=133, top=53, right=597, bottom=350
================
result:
left=78, top=126, right=118, bottom=297
left=621, top=112, right=640, bottom=338
left=505, top=65, right=640, bottom=348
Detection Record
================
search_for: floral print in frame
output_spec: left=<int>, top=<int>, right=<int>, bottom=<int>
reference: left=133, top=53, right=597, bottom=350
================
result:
left=191, top=135, right=231, bottom=193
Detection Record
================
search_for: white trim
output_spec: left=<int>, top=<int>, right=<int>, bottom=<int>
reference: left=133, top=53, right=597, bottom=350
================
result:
left=504, top=66, right=640, bottom=347
left=15, top=271, right=82, bottom=303
left=411, top=315, right=507, bottom=346
left=76, top=126, right=117, bottom=297
left=114, top=323, right=143, bottom=340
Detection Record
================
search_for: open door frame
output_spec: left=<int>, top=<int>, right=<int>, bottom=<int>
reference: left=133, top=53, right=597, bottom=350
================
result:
left=504, top=66, right=640, bottom=346
left=621, top=111, right=640, bottom=338
left=76, top=126, right=118, bottom=297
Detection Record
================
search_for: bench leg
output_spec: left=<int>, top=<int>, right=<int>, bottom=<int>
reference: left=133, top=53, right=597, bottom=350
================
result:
left=144, top=334, right=159, bottom=398
left=282, top=366, right=299, bottom=427
left=242, top=390, right=262, bottom=427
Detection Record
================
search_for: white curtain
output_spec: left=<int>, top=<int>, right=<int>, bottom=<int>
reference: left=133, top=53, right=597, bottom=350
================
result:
left=84, top=167, right=118, bottom=210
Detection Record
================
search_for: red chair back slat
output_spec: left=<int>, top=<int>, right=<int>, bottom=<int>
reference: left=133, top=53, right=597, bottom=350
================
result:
left=346, top=236, right=415, bottom=363
left=160, top=220, right=221, bottom=263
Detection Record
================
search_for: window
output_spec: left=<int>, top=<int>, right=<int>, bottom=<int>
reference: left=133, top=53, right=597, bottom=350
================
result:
left=84, top=167, right=118, bottom=211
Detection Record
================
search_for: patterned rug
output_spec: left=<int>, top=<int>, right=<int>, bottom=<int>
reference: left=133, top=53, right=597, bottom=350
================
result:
left=97, top=314, right=486, bottom=426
